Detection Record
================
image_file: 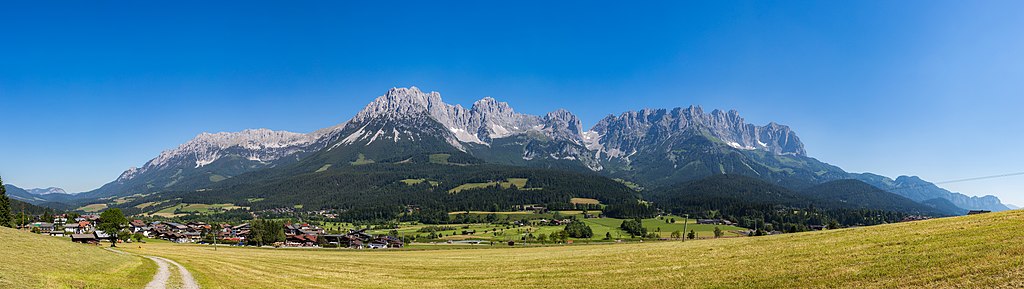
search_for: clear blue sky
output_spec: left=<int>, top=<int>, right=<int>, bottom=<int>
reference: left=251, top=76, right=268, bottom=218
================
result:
left=2, top=1, right=1022, bottom=205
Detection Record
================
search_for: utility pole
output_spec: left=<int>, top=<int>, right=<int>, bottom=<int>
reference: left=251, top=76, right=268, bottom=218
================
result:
left=682, top=214, right=688, bottom=242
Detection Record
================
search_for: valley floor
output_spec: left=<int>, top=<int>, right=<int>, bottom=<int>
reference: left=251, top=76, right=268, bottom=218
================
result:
left=115, top=210, right=1024, bottom=288
left=2, top=210, right=1021, bottom=288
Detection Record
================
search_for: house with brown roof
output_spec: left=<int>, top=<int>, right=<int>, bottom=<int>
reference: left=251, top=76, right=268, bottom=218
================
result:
left=64, top=221, right=92, bottom=234
left=286, top=233, right=319, bottom=247
left=129, top=220, right=147, bottom=233
left=70, top=233, right=98, bottom=244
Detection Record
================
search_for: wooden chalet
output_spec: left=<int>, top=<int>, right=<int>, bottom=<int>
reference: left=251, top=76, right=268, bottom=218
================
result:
left=324, top=229, right=403, bottom=249
left=70, top=233, right=98, bottom=244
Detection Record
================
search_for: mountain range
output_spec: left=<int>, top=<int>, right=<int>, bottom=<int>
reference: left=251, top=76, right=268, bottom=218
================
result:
left=18, top=87, right=1009, bottom=215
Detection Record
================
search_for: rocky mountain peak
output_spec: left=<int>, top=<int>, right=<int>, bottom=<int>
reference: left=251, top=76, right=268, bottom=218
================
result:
left=26, top=187, right=67, bottom=195
left=116, top=128, right=318, bottom=182
left=471, top=97, right=511, bottom=112
left=589, top=106, right=806, bottom=159
left=354, top=86, right=444, bottom=122
left=543, top=109, right=584, bottom=141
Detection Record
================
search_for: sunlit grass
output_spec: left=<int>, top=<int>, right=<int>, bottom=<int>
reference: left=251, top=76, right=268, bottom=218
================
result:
left=0, top=227, right=155, bottom=289
left=122, top=210, right=1024, bottom=288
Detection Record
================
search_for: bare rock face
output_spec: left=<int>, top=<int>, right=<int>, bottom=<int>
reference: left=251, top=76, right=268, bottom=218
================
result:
left=588, top=106, right=806, bottom=160
left=118, top=128, right=318, bottom=182
left=543, top=109, right=584, bottom=143
left=352, top=87, right=542, bottom=145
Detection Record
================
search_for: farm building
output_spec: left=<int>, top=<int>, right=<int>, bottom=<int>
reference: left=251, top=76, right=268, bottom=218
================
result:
left=70, top=234, right=98, bottom=244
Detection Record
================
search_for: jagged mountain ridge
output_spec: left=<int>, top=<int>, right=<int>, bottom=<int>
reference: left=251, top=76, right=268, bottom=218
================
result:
left=589, top=107, right=806, bottom=161
left=81, top=126, right=348, bottom=199
left=67, top=86, right=1008, bottom=213
left=852, top=173, right=1009, bottom=212
left=25, top=187, right=68, bottom=195
left=351, top=87, right=545, bottom=146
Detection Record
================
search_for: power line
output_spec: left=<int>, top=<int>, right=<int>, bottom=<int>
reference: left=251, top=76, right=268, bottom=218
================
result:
left=934, top=171, right=1024, bottom=185
left=884, top=171, right=1024, bottom=192
left=799, top=171, right=1024, bottom=202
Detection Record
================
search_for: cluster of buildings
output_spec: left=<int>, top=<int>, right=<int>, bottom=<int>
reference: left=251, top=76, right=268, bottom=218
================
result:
left=18, top=214, right=100, bottom=238
left=131, top=220, right=216, bottom=243
left=15, top=214, right=114, bottom=245
left=17, top=213, right=403, bottom=249
left=513, top=218, right=574, bottom=227
left=900, top=215, right=932, bottom=222
left=696, top=219, right=736, bottom=225
left=131, top=220, right=403, bottom=249
left=323, top=229, right=404, bottom=249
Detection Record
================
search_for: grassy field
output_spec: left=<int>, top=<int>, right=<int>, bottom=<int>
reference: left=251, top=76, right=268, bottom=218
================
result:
left=613, top=178, right=643, bottom=191
left=0, top=227, right=155, bottom=289
left=409, top=215, right=743, bottom=241
left=350, top=153, right=374, bottom=165
left=448, top=178, right=530, bottom=193
left=148, top=203, right=244, bottom=218
left=400, top=178, right=440, bottom=186
left=348, top=214, right=740, bottom=242
left=315, top=164, right=332, bottom=172
left=209, top=174, right=227, bottom=182
left=569, top=197, right=601, bottom=205
left=120, top=210, right=1024, bottom=288
left=112, top=194, right=149, bottom=205
left=76, top=203, right=108, bottom=212
left=428, top=153, right=450, bottom=164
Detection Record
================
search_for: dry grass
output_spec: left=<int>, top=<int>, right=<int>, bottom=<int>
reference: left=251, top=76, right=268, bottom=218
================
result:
left=448, top=178, right=531, bottom=193
left=569, top=197, right=601, bottom=205
left=146, top=203, right=245, bottom=218
left=0, top=227, right=155, bottom=289
left=447, top=211, right=535, bottom=215
left=122, top=210, right=1024, bottom=288
left=76, top=203, right=108, bottom=212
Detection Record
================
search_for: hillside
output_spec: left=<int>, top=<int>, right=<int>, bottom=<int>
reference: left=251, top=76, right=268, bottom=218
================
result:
left=798, top=179, right=945, bottom=215
left=647, top=175, right=943, bottom=230
left=9, top=198, right=58, bottom=216
left=113, top=162, right=639, bottom=221
left=0, top=227, right=154, bottom=288
left=121, top=210, right=1024, bottom=288
left=853, top=173, right=1009, bottom=212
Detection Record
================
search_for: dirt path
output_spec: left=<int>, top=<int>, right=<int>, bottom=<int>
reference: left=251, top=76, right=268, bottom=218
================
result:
left=143, top=256, right=172, bottom=289
left=106, top=248, right=199, bottom=289
left=152, top=256, right=199, bottom=289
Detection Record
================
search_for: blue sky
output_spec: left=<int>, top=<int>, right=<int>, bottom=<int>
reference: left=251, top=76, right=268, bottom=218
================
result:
left=2, top=1, right=1023, bottom=205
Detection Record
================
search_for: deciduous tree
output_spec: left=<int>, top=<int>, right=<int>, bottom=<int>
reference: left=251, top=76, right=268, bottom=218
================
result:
left=564, top=220, right=593, bottom=238
left=98, top=209, right=128, bottom=247
left=619, top=218, right=646, bottom=237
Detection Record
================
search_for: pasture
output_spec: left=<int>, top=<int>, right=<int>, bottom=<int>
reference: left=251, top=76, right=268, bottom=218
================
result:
left=75, top=203, right=108, bottom=212
left=0, top=227, right=155, bottom=288
left=147, top=203, right=245, bottom=218
left=448, top=178, right=531, bottom=193
left=120, top=210, right=1024, bottom=288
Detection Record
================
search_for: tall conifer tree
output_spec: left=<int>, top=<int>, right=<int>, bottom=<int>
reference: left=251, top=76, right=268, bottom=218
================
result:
left=0, top=176, right=12, bottom=227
